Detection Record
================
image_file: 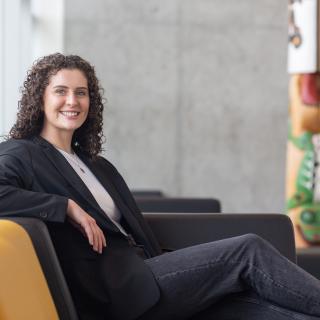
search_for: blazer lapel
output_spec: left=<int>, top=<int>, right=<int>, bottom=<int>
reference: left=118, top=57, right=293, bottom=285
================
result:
left=79, top=154, right=125, bottom=210
left=80, top=155, right=150, bottom=241
left=33, top=137, right=104, bottom=216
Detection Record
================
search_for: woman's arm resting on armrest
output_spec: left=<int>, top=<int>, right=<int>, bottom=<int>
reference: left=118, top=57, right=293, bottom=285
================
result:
left=0, top=153, right=67, bottom=222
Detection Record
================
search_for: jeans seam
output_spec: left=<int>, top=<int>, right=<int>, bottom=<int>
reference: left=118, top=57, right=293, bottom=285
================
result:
left=235, top=296, right=311, bottom=320
left=156, top=259, right=225, bottom=281
left=248, top=263, right=320, bottom=308
left=156, top=257, right=320, bottom=308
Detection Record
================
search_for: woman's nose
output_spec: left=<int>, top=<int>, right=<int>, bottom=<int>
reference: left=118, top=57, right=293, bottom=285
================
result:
left=66, top=93, right=78, bottom=105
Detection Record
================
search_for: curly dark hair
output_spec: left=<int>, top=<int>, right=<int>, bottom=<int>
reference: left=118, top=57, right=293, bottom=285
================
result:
left=9, top=53, right=105, bottom=158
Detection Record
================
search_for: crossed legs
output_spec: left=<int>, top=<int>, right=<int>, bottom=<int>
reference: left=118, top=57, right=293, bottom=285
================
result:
left=141, top=234, right=320, bottom=320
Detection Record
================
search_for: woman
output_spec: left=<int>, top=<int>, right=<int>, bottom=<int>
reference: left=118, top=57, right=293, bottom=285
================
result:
left=0, top=53, right=319, bottom=320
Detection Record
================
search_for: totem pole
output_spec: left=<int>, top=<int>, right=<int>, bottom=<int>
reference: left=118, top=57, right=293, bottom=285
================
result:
left=287, top=0, right=320, bottom=247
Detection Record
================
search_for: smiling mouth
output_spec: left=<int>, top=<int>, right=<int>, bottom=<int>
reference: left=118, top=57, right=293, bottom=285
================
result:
left=60, top=111, right=80, bottom=117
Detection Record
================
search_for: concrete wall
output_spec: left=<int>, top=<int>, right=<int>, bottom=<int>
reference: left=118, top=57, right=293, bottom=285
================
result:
left=65, top=0, right=289, bottom=213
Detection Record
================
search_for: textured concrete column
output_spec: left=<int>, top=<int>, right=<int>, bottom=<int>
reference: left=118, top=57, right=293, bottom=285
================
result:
left=65, top=0, right=288, bottom=213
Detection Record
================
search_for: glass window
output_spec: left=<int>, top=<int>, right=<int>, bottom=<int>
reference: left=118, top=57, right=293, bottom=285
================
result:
left=0, top=0, right=64, bottom=136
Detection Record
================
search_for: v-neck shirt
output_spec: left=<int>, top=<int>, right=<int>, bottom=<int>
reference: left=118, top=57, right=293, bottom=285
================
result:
left=57, top=148, right=127, bottom=235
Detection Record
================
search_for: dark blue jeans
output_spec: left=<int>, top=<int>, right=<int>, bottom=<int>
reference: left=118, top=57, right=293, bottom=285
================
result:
left=141, top=234, right=320, bottom=320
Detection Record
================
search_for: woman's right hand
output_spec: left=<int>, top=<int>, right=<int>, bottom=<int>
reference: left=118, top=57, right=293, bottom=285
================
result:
left=67, top=199, right=107, bottom=254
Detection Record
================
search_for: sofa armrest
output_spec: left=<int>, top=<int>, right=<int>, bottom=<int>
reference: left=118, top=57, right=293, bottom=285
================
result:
left=143, top=213, right=296, bottom=263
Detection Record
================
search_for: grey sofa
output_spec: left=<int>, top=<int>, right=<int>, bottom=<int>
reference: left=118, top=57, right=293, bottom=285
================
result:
left=1, top=213, right=295, bottom=319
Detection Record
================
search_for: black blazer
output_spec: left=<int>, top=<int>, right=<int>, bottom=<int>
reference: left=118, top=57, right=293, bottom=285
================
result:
left=0, top=136, right=162, bottom=320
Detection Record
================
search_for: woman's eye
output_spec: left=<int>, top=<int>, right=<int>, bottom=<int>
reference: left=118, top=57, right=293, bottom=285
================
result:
left=76, top=91, right=87, bottom=96
left=55, top=89, right=66, bottom=95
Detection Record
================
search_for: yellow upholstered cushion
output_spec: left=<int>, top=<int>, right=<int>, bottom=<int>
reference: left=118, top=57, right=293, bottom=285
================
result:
left=0, top=220, right=59, bottom=320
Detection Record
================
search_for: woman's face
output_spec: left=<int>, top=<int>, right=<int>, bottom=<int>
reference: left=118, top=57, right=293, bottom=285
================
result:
left=41, top=68, right=90, bottom=135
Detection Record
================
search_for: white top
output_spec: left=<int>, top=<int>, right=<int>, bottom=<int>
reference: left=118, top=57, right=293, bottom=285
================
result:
left=57, top=148, right=127, bottom=235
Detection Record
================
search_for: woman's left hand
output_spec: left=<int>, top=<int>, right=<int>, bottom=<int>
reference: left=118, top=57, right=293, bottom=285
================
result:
left=67, top=199, right=107, bottom=253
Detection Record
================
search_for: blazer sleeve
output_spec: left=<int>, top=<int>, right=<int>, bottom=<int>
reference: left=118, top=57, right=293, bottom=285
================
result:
left=0, top=153, right=68, bottom=222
